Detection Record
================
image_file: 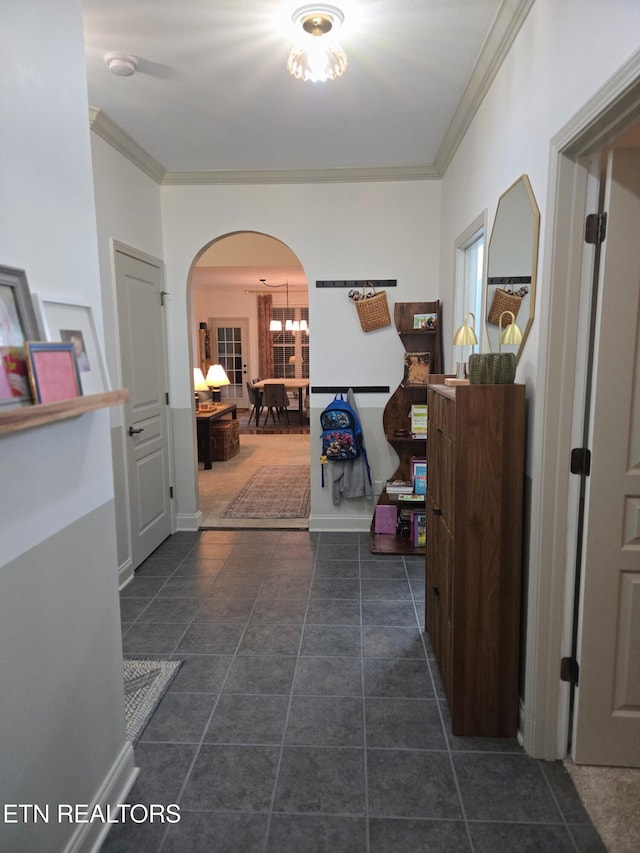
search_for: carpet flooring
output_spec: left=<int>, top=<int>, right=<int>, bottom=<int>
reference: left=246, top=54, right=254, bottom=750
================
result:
left=565, top=760, right=640, bottom=853
left=221, top=466, right=310, bottom=519
left=123, top=659, right=182, bottom=743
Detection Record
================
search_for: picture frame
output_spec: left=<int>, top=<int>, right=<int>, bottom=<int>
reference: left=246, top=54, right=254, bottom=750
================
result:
left=402, top=351, right=430, bottom=387
left=33, top=296, right=110, bottom=394
left=0, top=265, right=41, bottom=408
left=25, top=341, right=82, bottom=404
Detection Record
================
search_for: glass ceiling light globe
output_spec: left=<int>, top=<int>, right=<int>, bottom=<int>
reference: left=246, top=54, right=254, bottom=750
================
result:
left=287, top=4, right=348, bottom=82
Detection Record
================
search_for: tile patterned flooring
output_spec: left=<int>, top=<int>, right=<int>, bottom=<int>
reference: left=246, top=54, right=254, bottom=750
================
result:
left=105, top=530, right=605, bottom=852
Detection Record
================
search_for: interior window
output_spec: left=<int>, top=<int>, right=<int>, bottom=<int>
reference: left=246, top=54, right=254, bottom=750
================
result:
left=272, top=307, right=309, bottom=379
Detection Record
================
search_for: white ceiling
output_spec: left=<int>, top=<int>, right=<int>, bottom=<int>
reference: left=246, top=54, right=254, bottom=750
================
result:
left=82, top=0, right=532, bottom=182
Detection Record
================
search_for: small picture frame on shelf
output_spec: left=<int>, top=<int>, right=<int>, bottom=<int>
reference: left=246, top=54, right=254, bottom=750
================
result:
left=0, top=265, right=40, bottom=408
left=25, top=341, right=82, bottom=404
left=402, top=351, right=430, bottom=387
left=33, top=296, right=110, bottom=395
left=413, top=312, right=437, bottom=330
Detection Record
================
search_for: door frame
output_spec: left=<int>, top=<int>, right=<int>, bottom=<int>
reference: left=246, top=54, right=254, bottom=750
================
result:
left=523, top=54, right=640, bottom=760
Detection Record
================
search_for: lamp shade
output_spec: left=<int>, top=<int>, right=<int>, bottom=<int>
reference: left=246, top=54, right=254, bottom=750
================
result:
left=193, top=367, right=209, bottom=391
left=205, top=364, right=230, bottom=388
left=452, top=312, right=478, bottom=347
left=498, top=311, right=523, bottom=351
left=269, top=319, right=283, bottom=332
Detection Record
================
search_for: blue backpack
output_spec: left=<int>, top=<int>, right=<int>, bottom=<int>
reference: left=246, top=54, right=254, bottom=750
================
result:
left=320, top=393, right=371, bottom=485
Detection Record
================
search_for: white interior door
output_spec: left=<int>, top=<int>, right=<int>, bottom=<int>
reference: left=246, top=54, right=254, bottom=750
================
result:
left=209, top=317, right=249, bottom=407
left=115, top=248, right=172, bottom=569
left=572, top=147, right=640, bottom=765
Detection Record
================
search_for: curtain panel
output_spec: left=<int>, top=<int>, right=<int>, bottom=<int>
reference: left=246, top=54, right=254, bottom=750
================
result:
left=257, top=294, right=274, bottom=379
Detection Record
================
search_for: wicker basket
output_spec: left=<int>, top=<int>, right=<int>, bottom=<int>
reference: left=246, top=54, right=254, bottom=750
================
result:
left=487, top=288, right=523, bottom=325
left=468, top=353, right=516, bottom=384
left=211, top=420, right=240, bottom=460
left=354, top=284, right=391, bottom=332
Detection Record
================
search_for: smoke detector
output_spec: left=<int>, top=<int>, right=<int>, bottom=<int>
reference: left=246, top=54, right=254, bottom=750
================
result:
left=105, top=53, right=138, bottom=77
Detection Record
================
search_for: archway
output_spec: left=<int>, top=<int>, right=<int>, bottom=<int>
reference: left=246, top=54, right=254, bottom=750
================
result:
left=187, top=231, right=311, bottom=528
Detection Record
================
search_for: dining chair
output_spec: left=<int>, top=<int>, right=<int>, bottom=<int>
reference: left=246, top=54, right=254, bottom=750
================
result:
left=261, top=383, right=289, bottom=426
left=246, top=381, right=263, bottom=426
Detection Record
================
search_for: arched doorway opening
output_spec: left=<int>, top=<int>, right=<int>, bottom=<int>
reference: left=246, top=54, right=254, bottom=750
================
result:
left=188, top=231, right=311, bottom=528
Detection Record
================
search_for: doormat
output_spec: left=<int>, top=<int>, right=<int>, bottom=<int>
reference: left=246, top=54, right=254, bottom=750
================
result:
left=123, top=658, right=182, bottom=744
left=221, top=465, right=311, bottom=518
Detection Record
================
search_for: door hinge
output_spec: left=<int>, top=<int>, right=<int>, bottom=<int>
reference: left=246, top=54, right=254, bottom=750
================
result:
left=585, top=212, right=607, bottom=245
left=169, top=486, right=174, bottom=499
left=165, top=392, right=169, bottom=405
left=560, top=656, right=580, bottom=685
left=570, top=447, right=591, bottom=476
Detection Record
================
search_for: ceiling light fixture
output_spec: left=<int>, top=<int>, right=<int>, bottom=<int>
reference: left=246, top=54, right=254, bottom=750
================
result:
left=105, top=52, right=138, bottom=77
left=287, top=4, right=348, bottom=83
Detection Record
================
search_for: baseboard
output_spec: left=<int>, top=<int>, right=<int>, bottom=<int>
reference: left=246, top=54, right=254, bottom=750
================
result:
left=176, top=511, right=202, bottom=532
left=118, top=558, right=133, bottom=591
left=309, top=514, right=372, bottom=533
left=62, top=740, right=138, bottom=853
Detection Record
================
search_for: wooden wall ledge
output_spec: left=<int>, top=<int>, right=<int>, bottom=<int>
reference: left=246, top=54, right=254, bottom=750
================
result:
left=0, top=389, right=129, bottom=435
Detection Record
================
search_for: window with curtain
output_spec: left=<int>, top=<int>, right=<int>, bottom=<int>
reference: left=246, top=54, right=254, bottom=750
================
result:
left=271, top=307, right=309, bottom=379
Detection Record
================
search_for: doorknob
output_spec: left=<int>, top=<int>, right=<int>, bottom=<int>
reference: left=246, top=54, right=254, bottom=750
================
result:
left=128, top=426, right=144, bottom=436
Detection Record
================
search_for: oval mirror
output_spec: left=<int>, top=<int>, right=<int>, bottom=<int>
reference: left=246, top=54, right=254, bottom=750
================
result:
left=485, top=174, right=540, bottom=362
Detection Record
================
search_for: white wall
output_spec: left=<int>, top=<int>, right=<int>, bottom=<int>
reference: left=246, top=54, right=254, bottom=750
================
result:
left=0, top=2, right=134, bottom=850
left=90, top=133, right=165, bottom=574
left=160, top=179, right=441, bottom=530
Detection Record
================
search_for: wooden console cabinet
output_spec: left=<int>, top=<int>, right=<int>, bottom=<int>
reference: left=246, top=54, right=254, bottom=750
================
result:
left=425, top=379, right=525, bottom=736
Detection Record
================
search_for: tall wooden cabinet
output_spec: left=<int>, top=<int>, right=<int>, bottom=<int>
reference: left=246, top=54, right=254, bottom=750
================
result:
left=370, top=301, right=443, bottom=555
left=425, top=379, right=525, bottom=736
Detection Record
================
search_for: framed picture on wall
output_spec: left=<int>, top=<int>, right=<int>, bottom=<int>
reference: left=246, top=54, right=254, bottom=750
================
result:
left=33, top=296, right=110, bottom=395
left=0, top=265, right=40, bottom=408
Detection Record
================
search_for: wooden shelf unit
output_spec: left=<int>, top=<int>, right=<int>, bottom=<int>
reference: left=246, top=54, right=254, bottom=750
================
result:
left=370, top=301, right=443, bottom=555
left=425, top=379, right=525, bottom=737
left=0, top=390, right=129, bottom=435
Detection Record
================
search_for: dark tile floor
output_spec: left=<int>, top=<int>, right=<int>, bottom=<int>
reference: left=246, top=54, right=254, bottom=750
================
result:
left=103, top=530, right=605, bottom=852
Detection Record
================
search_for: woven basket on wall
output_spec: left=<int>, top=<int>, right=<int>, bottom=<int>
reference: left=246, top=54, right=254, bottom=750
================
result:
left=487, top=288, right=523, bottom=325
left=354, top=283, right=391, bottom=332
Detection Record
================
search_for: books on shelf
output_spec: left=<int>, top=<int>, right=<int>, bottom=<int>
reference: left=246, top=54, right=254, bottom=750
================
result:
left=402, top=352, right=430, bottom=387
left=413, top=312, right=438, bottom=330
left=411, top=457, right=427, bottom=495
left=385, top=479, right=413, bottom=495
left=410, top=404, right=428, bottom=438
left=413, top=511, right=427, bottom=548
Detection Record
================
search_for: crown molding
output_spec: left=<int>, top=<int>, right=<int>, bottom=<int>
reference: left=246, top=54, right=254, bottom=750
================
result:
left=88, top=107, right=166, bottom=184
left=434, top=0, right=536, bottom=177
left=160, top=165, right=439, bottom=185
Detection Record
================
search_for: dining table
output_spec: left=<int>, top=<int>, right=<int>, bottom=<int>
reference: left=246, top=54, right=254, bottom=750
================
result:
left=251, top=378, right=309, bottom=425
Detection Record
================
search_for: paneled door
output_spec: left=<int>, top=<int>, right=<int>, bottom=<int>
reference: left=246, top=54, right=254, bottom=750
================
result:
left=572, top=147, right=640, bottom=765
left=209, top=318, right=250, bottom=408
left=115, top=247, right=172, bottom=569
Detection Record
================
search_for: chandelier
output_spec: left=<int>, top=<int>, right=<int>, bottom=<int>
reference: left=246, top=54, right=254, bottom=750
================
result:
left=287, top=4, right=348, bottom=83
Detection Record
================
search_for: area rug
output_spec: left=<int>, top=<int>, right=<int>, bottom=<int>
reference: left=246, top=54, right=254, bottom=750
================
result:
left=221, top=465, right=311, bottom=519
left=123, top=659, right=182, bottom=744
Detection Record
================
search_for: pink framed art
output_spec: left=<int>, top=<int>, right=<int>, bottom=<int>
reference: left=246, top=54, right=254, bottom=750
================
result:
left=25, top=341, right=82, bottom=404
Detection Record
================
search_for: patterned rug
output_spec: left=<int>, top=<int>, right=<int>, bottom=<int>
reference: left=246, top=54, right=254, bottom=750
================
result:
left=221, top=465, right=311, bottom=518
left=122, top=659, right=182, bottom=744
